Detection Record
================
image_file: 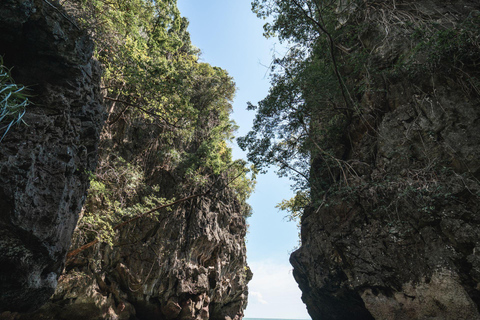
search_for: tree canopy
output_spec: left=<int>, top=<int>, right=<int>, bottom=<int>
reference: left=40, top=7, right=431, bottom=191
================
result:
left=239, top=0, right=352, bottom=211
left=240, top=0, right=480, bottom=220
left=64, top=0, right=255, bottom=246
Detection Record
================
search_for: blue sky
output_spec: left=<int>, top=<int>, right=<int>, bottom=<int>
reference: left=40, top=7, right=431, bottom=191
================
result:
left=176, top=1, right=310, bottom=319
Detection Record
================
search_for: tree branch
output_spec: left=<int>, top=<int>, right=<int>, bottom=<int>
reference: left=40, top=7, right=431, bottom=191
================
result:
left=66, top=168, right=248, bottom=260
left=66, top=192, right=207, bottom=259
left=290, top=0, right=351, bottom=112
left=104, top=97, right=184, bottom=129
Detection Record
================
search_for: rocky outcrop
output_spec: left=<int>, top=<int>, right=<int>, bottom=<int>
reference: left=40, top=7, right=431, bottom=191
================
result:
left=0, top=1, right=251, bottom=318
left=0, top=0, right=104, bottom=313
left=291, top=1, right=480, bottom=319
left=0, top=1, right=250, bottom=319
left=8, top=183, right=251, bottom=320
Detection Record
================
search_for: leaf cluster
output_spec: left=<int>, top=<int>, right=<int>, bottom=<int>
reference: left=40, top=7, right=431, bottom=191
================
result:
left=394, top=10, right=480, bottom=86
left=64, top=0, right=255, bottom=245
left=240, top=0, right=355, bottom=220
left=243, top=1, right=480, bottom=225
left=0, top=57, right=29, bottom=142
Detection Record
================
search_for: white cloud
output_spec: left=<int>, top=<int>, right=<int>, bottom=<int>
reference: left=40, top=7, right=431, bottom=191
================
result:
left=250, top=291, right=268, bottom=305
left=244, top=260, right=311, bottom=319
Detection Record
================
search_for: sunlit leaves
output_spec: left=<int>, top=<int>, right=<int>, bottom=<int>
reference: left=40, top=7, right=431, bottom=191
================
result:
left=68, top=0, right=255, bottom=245
left=240, top=0, right=351, bottom=218
left=0, top=57, right=28, bottom=142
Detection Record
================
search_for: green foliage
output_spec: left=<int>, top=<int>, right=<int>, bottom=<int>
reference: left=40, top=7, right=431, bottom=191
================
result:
left=0, top=57, right=28, bottom=142
left=227, top=161, right=257, bottom=218
left=66, top=0, right=254, bottom=246
left=242, top=1, right=480, bottom=225
left=80, top=159, right=167, bottom=245
left=240, top=0, right=354, bottom=212
left=276, top=190, right=309, bottom=223
left=395, top=10, right=480, bottom=84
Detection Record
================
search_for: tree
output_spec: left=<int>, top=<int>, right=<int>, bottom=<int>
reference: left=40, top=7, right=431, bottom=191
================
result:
left=239, top=0, right=353, bottom=212
left=64, top=0, right=255, bottom=248
left=241, top=0, right=480, bottom=224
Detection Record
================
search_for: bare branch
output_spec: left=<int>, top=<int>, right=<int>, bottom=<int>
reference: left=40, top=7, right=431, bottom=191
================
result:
left=66, top=168, right=248, bottom=259
left=104, top=97, right=184, bottom=129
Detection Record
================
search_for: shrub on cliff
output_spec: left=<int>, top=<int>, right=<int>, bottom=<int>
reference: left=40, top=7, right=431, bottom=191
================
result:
left=240, top=0, right=480, bottom=224
left=62, top=0, right=254, bottom=249
left=0, top=57, right=28, bottom=142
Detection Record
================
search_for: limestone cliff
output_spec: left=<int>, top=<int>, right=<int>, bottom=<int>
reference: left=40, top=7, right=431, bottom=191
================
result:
left=19, top=185, right=251, bottom=320
left=0, top=0, right=104, bottom=313
left=0, top=1, right=251, bottom=319
left=5, top=110, right=251, bottom=319
left=291, top=1, right=480, bottom=319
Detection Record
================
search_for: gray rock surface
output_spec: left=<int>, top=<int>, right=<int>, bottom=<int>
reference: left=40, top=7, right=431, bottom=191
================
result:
left=291, top=1, right=480, bottom=319
left=0, top=0, right=104, bottom=312
left=0, top=1, right=250, bottom=318
left=6, top=185, right=251, bottom=320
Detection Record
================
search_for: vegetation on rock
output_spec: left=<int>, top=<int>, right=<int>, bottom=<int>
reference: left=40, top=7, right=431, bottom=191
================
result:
left=62, top=0, right=254, bottom=250
left=0, top=57, right=28, bottom=142
left=240, top=0, right=480, bottom=223
left=241, top=1, right=480, bottom=319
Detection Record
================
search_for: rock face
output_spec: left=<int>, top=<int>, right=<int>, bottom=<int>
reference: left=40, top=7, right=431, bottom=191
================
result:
left=0, top=1, right=250, bottom=319
left=0, top=0, right=104, bottom=312
left=11, top=184, right=251, bottom=320
left=291, top=1, right=480, bottom=320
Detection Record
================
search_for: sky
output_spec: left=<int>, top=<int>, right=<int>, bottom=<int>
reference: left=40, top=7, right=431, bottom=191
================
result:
left=176, top=1, right=310, bottom=319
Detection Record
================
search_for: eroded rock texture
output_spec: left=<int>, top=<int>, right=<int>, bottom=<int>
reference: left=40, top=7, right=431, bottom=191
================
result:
left=0, top=1, right=250, bottom=318
left=0, top=0, right=104, bottom=312
left=291, top=1, right=480, bottom=320
left=10, top=186, right=251, bottom=320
